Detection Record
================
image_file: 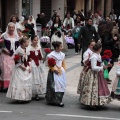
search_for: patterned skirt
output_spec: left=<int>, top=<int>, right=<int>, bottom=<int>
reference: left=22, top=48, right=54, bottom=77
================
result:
left=80, top=69, right=111, bottom=106
left=77, top=71, right=86, bottom=95
left=46, top=70, right=64, bottom=105
left=111, top=76, right=120, bottom=99
left=0, top=53, right=14, bottom=89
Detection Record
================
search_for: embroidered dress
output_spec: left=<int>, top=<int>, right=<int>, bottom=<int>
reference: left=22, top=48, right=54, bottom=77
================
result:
left=80, top=53, right=111, bottom=106
left=51, top=31, right=68, bottom=51
left=28, top=46, right=47, bottom=96
left=111, top=63, right=120, bottom=99
left=0, top=34, right=19, bottom=89
left=46, top=51, right=66, bottom=105
left=77, top=48, right=93, bottom=95
left=6, top=46, right=32, bottom=101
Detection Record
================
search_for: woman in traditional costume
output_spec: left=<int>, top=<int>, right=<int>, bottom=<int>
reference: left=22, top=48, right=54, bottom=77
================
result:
left=17, top=16, right=25, bottom=31
left=0, top=22, right=19, bottom=89
left=51, top=16, right=67, bottom=51
left=80, top=43, right=111, bottom=108
left=10, top=15, right=19, bottom=28
left=6, top=38, right=32, bottom=102
left=46, top=41, right=66, bottom=107
left=28, top=35, right=47, bottom=100
left=28, top=15, right=37, bottom=35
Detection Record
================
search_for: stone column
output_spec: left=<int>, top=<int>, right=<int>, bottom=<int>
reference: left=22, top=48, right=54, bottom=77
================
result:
left=91, top=0, right=94, bottom=14
left=89, top=0, right=91, bottom=11
left=106, top=0, right=112, bottom=16
left=18, top=0, right=22, bottom=17
left=101, top=0, right=104, bottom=15
left=75, top=0, right=84, bottom=11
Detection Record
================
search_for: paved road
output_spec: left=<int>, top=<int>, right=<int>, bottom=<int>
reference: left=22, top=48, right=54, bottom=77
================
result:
left=0, top=49, right=120, bottom=120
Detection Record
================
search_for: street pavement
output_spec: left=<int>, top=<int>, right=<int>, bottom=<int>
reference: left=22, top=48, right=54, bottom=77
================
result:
left=0, top=49, right=120, bottom=120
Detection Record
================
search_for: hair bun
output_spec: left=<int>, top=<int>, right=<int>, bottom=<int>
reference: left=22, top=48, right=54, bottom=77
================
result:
left=52, top=41, right=62, bottom=49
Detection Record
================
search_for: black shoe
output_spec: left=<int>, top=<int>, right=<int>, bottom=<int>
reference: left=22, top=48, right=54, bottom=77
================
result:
left=35, top=95, right=40, bottom=101
left=81, top=62, right=84, bottom=66
left=111, top=92, right=115, bottom=99
left=59, top=102, right=64, bottom=107
left=107, top=82, right=111, bottom=84
left=106, top=79, right=112, bottom=82
left=106, top=79, right=112, bottom=84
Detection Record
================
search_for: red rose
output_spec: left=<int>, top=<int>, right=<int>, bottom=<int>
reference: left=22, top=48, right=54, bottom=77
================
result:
left=23, top=29, right=29, bottom=33
left=44, top=48, right=51, bottom=53
left=103, top=50, right=112, bottom=58
left=14, top=54, right=20, bottom=61
left=48, top=58, right=56, bottom=67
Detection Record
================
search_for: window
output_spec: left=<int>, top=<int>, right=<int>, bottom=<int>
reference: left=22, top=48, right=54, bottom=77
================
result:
left=22, top=0, right=32, bottom=17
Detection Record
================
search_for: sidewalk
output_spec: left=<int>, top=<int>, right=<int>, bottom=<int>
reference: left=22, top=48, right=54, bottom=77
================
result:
left=65, top=54, right=120, bottom=106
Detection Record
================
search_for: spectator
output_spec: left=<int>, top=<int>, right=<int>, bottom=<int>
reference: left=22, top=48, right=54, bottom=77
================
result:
left=93, top=11, right=101, bottom=31
left=110, top=11, right=117, bottom=21
left=52, top=10, right=58, bottom=20
left=78, top=18, right=99, bottom=66
left=111, top=21, right=119, bottom=37
left=36, top=14, right=41, bottom=24
left=72, top=21, right=82, bottom=54
left=10, top=15, right=19, bottom=28
left=63, top=12, right=74, bottom=30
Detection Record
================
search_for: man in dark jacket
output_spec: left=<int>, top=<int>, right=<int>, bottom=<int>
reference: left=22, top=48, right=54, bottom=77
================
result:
left=78, top=18, right=100, bottom=65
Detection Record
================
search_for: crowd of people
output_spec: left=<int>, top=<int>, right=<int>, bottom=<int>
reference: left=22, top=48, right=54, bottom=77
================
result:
left=0, top=8, right=120, bottom=109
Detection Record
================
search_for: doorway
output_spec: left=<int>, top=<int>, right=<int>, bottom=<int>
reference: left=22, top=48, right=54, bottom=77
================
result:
left=41, top=0, right=51, bottom=22
left=67, top=0, right=75, bottom=14
left=22, top=0, right=32, bottom=17
left=113, top=0, right=120, bottom=15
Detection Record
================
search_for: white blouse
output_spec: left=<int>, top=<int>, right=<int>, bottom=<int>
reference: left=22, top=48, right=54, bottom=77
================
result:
left=47, top=51, right=65, bottom=68
left=90, top=53, right=103, bottom=72
left=83, top=48, right=93, bottom=64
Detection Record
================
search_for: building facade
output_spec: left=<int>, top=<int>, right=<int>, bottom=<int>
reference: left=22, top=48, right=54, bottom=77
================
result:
left=0, top=0, right=40, bottom=31
left=0, top=0, right=119, bottom=31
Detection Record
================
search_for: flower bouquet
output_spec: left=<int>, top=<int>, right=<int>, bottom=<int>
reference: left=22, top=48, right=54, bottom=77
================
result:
left=0, top=38, right=4, bottom=47
left=44, top=48, right=51, bottom=57
left=22, top=29, right=31, bottom=38
left=102, top=50, right=112, bottom=79
left=48, top=58, right=56, bottom=67
left=14, top=54, right=21, bottom=64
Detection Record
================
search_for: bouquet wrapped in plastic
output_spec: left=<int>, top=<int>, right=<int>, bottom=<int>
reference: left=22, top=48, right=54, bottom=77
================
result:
left=102, top=50, right=112, bottom=79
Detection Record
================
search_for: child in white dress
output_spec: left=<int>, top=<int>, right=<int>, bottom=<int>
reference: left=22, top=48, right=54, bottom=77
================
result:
left=46, top=41, right=66, bottom=107
left=28, top=35, right=47, bottom=100
left=6, top=38, right=32, bottom=102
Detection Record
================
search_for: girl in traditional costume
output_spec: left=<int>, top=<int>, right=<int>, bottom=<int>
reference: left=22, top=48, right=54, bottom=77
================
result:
left=6, top=38, right=32, bottom=102
left=111, top=62, right=120, bottom=100
left=77, top=40, right=95, bottom=95
left=80, top=43, right=111, bottom=108
left=28, top=35, right=47, bottom=100
left=46, top=41, right=66, bottom=107
left=0, top=22, right=19, bottom=89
